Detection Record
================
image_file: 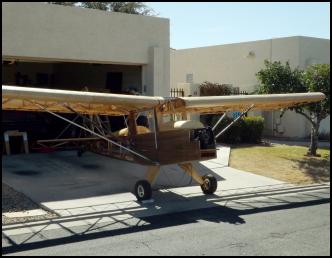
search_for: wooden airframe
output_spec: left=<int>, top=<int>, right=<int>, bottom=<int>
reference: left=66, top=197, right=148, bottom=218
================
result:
left=2, top=85, right=325, bottom=201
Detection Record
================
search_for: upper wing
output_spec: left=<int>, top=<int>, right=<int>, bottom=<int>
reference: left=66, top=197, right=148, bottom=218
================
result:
left=176, top=92, right=325, bottom=114
left=2, top=85, right=168, bottom=115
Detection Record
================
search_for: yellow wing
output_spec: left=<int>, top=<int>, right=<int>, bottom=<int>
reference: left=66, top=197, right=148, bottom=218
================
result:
left=176, top=93, right=325, bottom=114
left=2, top=85, right=167, bottom=116
left=2, top=85, right=325, bottom=115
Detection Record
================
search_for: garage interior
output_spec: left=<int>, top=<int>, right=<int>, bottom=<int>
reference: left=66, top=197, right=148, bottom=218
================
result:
left=2, top=59, right=143, bottom=154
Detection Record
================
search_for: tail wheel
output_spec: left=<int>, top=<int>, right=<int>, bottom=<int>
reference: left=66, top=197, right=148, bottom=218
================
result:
left=134, top=180, right=152, bottom=201
left=201, top=174, right=217, bottom=195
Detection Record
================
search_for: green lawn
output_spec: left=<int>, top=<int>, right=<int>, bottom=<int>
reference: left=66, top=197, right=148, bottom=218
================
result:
left=229, top=144, right=330, bottom=184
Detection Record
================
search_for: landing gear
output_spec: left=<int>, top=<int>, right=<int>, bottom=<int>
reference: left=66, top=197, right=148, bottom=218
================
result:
left=134, top=166, right=160, bottom=202
left=134, top=180, right=152, bottom=201
left=134, top=164, right=217, bottom=201
left=178, top=163, right=218, bottom=195
left=200, top=174, right=217, bottom=195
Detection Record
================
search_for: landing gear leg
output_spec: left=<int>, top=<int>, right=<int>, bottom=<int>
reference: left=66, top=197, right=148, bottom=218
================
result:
left=178, top=163, right=217, bottom=195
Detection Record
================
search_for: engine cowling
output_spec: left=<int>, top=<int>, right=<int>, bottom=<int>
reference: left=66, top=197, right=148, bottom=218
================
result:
left=191, top=127, right=216, bottom=150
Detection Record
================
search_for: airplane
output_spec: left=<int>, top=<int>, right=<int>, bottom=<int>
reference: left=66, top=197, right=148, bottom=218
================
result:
left=2, top=85, right=325, bottom=201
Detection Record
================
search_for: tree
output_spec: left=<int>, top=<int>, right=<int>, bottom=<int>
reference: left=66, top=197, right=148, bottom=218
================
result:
left=80, top=2, right=109, bottom=11
left=199, top=81, right=235, bottom=126
left=47, top=2, right=155, bottom=15
left=256, top=60, right=330, bottom=156
left=301, top=64, right=330, bottom=155
left=109, top=2, right=154, bottom=15
left=48, top=2, right=76, bottom=6
left=199, top=81, right=234, bottom=96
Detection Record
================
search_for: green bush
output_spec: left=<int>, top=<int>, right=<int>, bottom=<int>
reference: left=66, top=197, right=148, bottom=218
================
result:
left=207, top=115, right=264, bottom=144
left=199, top=81, right=234, bottom=96
left=241, top=116, right=264, bottom=143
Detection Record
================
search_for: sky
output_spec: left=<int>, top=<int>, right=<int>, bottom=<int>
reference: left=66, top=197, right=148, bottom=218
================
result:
left=147, top=2, right=330, bottom=49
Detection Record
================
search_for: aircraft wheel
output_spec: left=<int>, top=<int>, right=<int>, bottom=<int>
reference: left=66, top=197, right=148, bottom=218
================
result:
left=201, top=174, right=217, bottom=195
left=134, top=180, right=152, bottom=201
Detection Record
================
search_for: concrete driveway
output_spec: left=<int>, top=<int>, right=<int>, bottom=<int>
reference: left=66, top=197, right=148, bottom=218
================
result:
left=2, top=148, right=286, bottom=218
left=3, top=149, right=330, bottom=253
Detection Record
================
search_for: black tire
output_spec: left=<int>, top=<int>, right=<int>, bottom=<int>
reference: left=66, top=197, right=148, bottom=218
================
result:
left=134, top=180, right=152, bottom=201
left=201, top=174, right=217, bottom=195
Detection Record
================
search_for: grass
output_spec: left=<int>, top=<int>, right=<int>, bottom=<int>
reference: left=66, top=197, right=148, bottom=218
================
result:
left=229, top=144, right=330, bottom=185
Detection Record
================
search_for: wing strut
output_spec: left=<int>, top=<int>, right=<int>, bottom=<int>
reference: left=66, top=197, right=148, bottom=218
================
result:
left=63, top=104, right=108, bottom=137
left=212, top=112, right=227, bottom=132
left=215, top=104, right=255, bottom=139
left=28, top=101, right=157, bottom=165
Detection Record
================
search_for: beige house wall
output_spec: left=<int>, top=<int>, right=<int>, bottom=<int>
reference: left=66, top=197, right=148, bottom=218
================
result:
left=2, top=2, right=170, bottom=96
left=171, top=36, right=330, bottom=139
left=277, top=37, right=330, bottom=138
left=171, top=39, right=271, bottom=91
left=299, top=37, right=330, bottom=68
left=171, top=37, right=305, bottom=91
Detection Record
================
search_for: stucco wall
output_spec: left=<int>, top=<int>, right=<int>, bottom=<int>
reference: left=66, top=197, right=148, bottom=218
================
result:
left=299, top=37, right=330, bottom=69
left=2, top=2, right=170, bottom=96
left=171, top=39, right=270, bottom=91
left=171, top=36, right=330, bottom=138
left=170, top=37, right=306, bottom=92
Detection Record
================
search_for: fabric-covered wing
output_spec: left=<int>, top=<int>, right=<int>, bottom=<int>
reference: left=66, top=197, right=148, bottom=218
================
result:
left=2, top=85, right=167, bottom=115
left=2, top=85, right=325, bottom=116
left=177, top=93, right=325, bottom=114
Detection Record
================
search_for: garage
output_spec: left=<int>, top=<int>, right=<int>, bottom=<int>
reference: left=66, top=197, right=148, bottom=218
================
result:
left=2, top=2, right=170, bottom=154
left=2, top=60, right=143, bottom=93
left=2, top=59, right=144, bottom=153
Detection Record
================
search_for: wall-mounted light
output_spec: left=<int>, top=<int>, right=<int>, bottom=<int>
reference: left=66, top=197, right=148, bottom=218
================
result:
left=246, top=51, right=255, bottom=58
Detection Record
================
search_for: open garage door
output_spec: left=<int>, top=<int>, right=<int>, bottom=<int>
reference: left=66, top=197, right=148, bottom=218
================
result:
left=2, top=60, right=142, bottom=93
left=2, top=60, right=143, bottom=153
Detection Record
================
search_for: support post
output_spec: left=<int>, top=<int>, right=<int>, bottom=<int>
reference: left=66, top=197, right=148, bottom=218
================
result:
left=146, top=165, right=160, bottom=185
left=212, top=113, right=227, bottom=131
left=178, top=163, right=204, bottom=185
left=153, top=108, right=159, bottom=150
left=215, top=104, right=255, bottom=139
left=128, top=111, right=137, bottom=142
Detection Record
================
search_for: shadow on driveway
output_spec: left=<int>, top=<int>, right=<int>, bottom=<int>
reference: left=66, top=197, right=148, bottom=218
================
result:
left=2, top=184, right=330, bottom=255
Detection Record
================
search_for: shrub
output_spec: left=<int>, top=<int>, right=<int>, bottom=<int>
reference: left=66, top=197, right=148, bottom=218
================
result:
left=199, top=81, right=234, bottom=96
left=207, top=115, right=264, bottom=144
left=241, top=116, right=264, bottom=143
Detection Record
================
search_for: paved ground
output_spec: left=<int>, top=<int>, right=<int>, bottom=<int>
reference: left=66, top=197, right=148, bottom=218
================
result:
left=263, top=138, right=330, bottom=148
left=2, top=148, right=230, bottom=203
left=2, top=147, right=330, bottom=255
left=2, top=183, right=57, bottom=225
left=2, top=186, right=330, bottom=256
left=2, top=147, right=283, bottom=219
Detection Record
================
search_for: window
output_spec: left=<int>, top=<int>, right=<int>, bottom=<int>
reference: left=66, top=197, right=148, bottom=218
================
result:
left=186, top=73, right=193, bottom=83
